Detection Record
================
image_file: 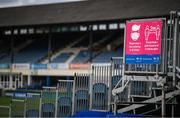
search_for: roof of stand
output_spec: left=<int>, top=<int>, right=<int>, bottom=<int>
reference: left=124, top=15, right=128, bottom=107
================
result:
left=0, top=0, right=180, bottom=27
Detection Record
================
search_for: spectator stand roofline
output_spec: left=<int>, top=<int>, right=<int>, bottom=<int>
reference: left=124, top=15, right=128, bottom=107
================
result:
left=0, top=0, right=180, bottom=27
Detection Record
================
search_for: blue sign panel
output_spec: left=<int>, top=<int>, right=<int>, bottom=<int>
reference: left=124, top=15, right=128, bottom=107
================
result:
left=31, top=64, right=47, bottom=69
left=125, top=54, right=160, bottom=64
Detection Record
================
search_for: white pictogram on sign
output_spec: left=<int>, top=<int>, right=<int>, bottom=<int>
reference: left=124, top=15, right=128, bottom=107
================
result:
left=145, top=25, right=160, bottom=41
left=131, top=25, right=141, bottom=41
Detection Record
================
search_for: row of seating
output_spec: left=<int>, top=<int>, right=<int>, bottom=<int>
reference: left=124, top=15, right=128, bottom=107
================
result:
left=15, top=75, right=150, bottom=117
left=0, top=40, right=47, bottom=63
left=25, top=83, right=109, bottom=117
left=0, top=32, right=123, bottom=64
left=0, top=48, right=123, bottom=64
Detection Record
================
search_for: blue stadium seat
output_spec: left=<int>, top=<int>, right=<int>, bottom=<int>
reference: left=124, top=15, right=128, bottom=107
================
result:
left=93, top=83, right=108, bottom=94
left=75, top=90, right=89, bottom=100
left=58, top=97, right=72, bottom=107
left=92, top=83, right=108, bottom=110
left=41, top=103, right=55, bottom=117
left=52, top=52, right=73, bottom=63
left=131, top=81, right=149, bottom=96
left=92, top=48, right=123, bottom=63
left=57, top=97, right=72, bottom=117
left=26, top=109, right=39, bottom=117
left=72, top=50, right=91, bottom=63
left=75, top=90, right=89, bottom=113
left=112, top=75, right=122, bottom=88
left=0, top=40, right=47, bottom=63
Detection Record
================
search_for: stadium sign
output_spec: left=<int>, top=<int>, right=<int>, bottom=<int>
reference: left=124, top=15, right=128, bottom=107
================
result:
left=48, top=63, right=69, bottom=69
left=0, top=64, right=10, bottom=69
left=12, top=64, right=30, bottom=69
left=31, top=64, right=48, bottom=69
left=69, top=63, right=91, bottom=69
left=125, top=19, right=163, bottom=64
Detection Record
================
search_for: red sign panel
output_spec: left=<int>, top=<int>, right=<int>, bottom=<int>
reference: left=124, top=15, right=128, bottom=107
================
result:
left=125, top=19, right=163, bottom=64
left=69, top=63, right=91, bottom=69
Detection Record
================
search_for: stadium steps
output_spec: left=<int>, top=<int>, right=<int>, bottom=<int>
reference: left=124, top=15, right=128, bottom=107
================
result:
left=40, top=35, right=87, bottom=64
left=86, top=35, right=123, bottom=63
left=113, top=75, right=180, bottom=114
left=117, top=89, right=180, bottom=113
left=86, top=33, right=116, bottom=62
left=66, top=49, right=81, bottom=64
left=90, top=33, right=115, bottom=48
left=0, top=40, right=34, bottom=62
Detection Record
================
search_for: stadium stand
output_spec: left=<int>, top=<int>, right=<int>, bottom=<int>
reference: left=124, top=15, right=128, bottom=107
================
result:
left=0, top=40, right=47, bottom=63
left=71, top=50, right=91, bottom=63
left=51, top=52, right=73, bottom=63
left=0, top=0, right=180, bottom=117
left=92, top=48, right=123, bottom=63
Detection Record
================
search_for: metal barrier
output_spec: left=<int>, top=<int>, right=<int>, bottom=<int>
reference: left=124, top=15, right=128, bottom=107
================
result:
left=0, top=75, right=10, bottom=89
left=56, top=80, right=73, bottom=117
left=0, top=74, right=23, bottom=90
left=72, top=73, right=90, bottom=115
left=26, top=93, right=41, bottom=117
left=91, top=65, right=111, bottom=111
left=0, top=105, right=11, bottom=117
left=130, top=81, right=152, bottom=97
left=111, top=57, right=124, bottom=101
left=11, top=99, right=26, bottom=117
left=41, top=87, right=56, bottom=117
left=168, top=11, right=180, bottom=87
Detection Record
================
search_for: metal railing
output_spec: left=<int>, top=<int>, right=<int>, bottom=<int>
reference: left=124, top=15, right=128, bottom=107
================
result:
left=72, top=73, right=90, bottom=115
left=56, top=80, right=74, bottom=117
left=91, top=65, right=111, bottom=111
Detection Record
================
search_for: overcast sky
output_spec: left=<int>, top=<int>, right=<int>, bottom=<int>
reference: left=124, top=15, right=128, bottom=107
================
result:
left=0, top=0, right=83, bottom=8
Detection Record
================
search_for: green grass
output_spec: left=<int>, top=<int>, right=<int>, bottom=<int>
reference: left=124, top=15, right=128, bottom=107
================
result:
left=11, top=101, right=25, bottom=117
left=0, top=107, right=9, bottom=117
left=0, top=96, right=11, bottom=117
left=0, top=96, right=11, bottom=106
left=0, top=91, right=73, bottom=117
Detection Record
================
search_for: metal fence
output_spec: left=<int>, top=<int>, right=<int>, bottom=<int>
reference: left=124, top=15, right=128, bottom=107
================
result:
left=56, top=80, right=73, bottom=117
left=26, top=93, right=41, bottom=117
left=0, top=74, right=23, bottom=90
left=41, top=87, right=56, bottom=117
left=130, top=81, right=152, bottom=97
left=91, top=65, right=111, bottom=111
left=72, top=73, right=90, bottom=115
left=0, top=105, right=10, bottom=117
left=11, top=99, right=25, bottom=117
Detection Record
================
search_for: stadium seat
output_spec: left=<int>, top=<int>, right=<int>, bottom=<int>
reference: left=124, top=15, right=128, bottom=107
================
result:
left=41, top=103, right=55, bottom=117
left=26, top=109, right=39, bottom=117
left=51, top=52, right=73, bottom=63
left=0, top=40, right=47, bottom=63
left=72, top=50, right=91, bottom=63
left=57, top=97, right=72, bottom=117
left=74, top=90, right=89, bottom=113
left=131, top=81, right=150, bottom=97
left=92, top=83, right=108, bottom=110
left=93, top=83, right=108, bottom=94
left=92, top=48, right=123, bottom=63
left=112, top=75, right=122, bottom=88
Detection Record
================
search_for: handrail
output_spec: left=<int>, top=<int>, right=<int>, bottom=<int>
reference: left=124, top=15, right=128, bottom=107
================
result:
left=112, top=78, right=130, bottom=96
left=176, top=66, right=180, bottom=73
